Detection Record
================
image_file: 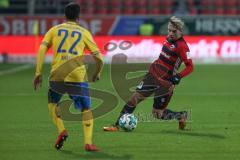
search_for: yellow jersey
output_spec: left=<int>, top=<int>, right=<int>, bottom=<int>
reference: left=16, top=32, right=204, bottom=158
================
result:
left=35, top=21, right=102, bottom=82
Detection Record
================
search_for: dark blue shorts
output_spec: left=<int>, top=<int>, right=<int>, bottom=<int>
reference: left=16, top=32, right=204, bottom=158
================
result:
left=48, top=82, right=90, bottom=110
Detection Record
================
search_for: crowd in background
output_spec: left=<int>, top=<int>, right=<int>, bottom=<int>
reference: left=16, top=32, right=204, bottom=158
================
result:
left=1, top=0, right=239, bottom=15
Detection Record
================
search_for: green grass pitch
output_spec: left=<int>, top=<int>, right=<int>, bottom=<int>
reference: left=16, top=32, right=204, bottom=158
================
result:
left=0, top=63, right=240, bottom=160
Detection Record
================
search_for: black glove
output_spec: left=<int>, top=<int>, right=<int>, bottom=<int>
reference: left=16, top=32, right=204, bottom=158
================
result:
left=169, top=74, right=181, bottom=85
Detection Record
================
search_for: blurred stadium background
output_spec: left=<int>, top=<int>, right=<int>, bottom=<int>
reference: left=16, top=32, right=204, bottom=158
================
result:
left=1, top=0, right=240, bottom=63
left=1, top=1, right=240, bottom=160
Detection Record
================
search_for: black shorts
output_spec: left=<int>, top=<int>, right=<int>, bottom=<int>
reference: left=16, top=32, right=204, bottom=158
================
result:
left=136, top=73, right=173, bottom=109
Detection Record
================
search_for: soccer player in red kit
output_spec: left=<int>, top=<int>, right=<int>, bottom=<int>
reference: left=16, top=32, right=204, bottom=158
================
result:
left=103, top=16, right=194, bottom=131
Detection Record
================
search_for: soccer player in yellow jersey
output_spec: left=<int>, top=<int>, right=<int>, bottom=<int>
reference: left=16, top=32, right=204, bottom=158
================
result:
left=33, top=2, right=103, bottom=151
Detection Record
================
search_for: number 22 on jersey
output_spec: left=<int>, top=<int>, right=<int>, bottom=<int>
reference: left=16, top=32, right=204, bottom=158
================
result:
left=57, top=29, right=82, bottom=55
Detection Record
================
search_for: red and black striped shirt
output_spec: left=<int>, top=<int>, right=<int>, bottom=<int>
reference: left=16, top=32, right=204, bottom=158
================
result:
left=149, top=37, right=193, bottom=82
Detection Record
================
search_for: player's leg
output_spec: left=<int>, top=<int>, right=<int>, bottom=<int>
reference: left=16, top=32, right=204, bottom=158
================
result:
left=82, top=109, right=99, bottom=151
left=116, top=91, right=147, bottom=124
left=103, top=73, right=155, bottom=131
left=103, top=91, right=147, bottom=131
left=152, top=91, right=188, bottom=130
left=69, top=82, right=99, bottom=151
left=48, top=89, right=68, bottom=150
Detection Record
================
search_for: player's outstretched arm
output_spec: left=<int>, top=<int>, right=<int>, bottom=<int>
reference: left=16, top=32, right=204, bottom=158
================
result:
left=92, top=52, right=104, bottom=82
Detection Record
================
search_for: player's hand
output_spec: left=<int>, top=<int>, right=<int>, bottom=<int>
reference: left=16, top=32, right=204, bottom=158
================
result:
left=169, top=74, right=181, bottom=85
left=33, top=75, right=42, bottom=90
left=92, top=73, right=100, bottom=82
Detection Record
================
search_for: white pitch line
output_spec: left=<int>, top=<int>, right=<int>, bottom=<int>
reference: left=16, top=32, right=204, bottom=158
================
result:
left=0, top=64, right=33, bottom=76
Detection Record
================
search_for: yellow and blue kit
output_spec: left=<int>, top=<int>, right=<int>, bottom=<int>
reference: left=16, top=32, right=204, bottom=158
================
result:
left=35, top=21, right=103, bottom=110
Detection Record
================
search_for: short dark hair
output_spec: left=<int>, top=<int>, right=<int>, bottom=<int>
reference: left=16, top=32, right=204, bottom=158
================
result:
left=64, top=2, right=80, bottom=21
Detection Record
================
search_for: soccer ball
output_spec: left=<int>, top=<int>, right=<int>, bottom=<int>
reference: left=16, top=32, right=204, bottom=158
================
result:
left=119, top=114, right=138, bottom=131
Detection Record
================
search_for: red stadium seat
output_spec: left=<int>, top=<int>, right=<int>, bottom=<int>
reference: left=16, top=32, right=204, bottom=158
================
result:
left=161, top=0, right=173, bottom=7
left=214, top=0, right=224, bottom=7
left=200, top=8, right=212, bottom=15
left=225, top=8, right=237, bottom=15
left=95, top=0, right=109, bottom=15
left=224, top=0, right=237, bottom=15
left=81, top=7, right=95, bottom=15
left=135, top=0, right=148, bottom=15
left=201, top=0, right=212, bottom=6
left=149, top=7, right=161, bottom=15
left=215, top=8, right=224, bottom=15
left=109, top=0, right=122, bottom=7
left=149, top=0, right=173, bottom=15
left=96, top=8, right=108, bottom=14
left=158, top=0, right=173, bottom=15
left=90, top=0, right=97, bottom=6
left=149, top=0, right=160, bottom=6
left=189, top=8, right=197, bottom=15
left=110, top=8, right=122, bottom=14
left=75, top=0, right=83, bottom=5
left=213, top=0, right=224, bottom=15
left=238, top=1, right=240, bottom=14
left=123, top=8, right=135, bottom=15
left=76, top=0, right=96, bottom=5
left=187, top=0, right=197, bottom=15
left=200, top=0, right=214, bottom=15
left=123, top=0, right=135, bottom=7
left=225, top=0, right=237, bottom=6
left=97, top=0, right=109, bottom=6
left=136, top=0, right=147, bottom=7
left=187, top=0, right=194, bottom=6
left=162, top=8, right=172, bottom=15
left=135, top=8, right=148, bottom=15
